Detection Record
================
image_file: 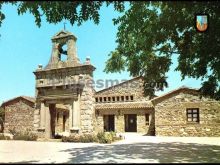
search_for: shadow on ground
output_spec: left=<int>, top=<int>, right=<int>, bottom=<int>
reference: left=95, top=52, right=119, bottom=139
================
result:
left=61, top=142, right=220, bottom=163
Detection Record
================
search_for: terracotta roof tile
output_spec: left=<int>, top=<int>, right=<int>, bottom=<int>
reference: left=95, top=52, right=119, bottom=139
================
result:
left=95, top=101, right=153, bottom=110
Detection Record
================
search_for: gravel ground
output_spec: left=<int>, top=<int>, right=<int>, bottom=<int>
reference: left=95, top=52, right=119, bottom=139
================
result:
left=0, top=134, right=220, bottom=163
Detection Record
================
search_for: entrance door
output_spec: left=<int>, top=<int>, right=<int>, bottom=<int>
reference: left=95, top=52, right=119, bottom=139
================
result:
left=125, top=114, right=137, bottom=132
left=103, top=115, right=115, bottom=132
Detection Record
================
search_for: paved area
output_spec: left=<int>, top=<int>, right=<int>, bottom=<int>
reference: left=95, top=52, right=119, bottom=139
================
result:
left=0, top=134, right=220, bottom=163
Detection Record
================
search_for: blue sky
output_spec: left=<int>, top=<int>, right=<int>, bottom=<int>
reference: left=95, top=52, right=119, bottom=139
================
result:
left=0, top=3, right=202, bottom=104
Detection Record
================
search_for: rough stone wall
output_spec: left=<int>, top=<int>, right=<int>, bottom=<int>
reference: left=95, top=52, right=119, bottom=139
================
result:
left=154, top=92, right=220, bottom=136
left=95, top=108, right=155, bottom=135
left=4, top=99, right=35, bottom=134
left=79, top=74, right=96, bottom=134
left=95, top=77, right=149, bottom=101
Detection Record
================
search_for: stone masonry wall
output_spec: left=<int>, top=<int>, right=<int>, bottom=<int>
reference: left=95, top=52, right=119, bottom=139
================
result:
left=154, top=91, right=220, bottom=136
left=95, top=108, right=155, bottom=135
left=79, top=74, right=96, bottom=134
left=4, top=99, right=35, bottom=134
left=95, top=77, right=150, bottom=102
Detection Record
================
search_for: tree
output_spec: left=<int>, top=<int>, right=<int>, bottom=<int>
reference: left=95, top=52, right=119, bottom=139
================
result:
left=0, top=1, right=125, bottom=27
left=105, top=1, right=220, bottom=99
left=0, top=1, right=219, bottom=99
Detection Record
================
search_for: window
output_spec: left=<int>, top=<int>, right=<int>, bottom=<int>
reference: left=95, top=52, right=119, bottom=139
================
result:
left=121, top=96, right=124, bottom=101
left=99, top=97, right=102, bottom=102
left=130, top=95, right=134, bottom=101
left=126, top=96, right=129, bottom=101
left=112, top=97, right=115, bottom=102
left=186, top=108, right=199, bottom=123
left=117, top=96, right=120, bottom=101
left=108, top=97, right=111, bottom=102
left=145, top=114, right=150, bottom=125
left=104, top=97, right=107, bottom=102
left=95, top=98, right=98, bottom=103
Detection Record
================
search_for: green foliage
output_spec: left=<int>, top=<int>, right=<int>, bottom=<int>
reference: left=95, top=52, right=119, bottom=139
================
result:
left=62, top=132, right=122, bottom=143
left=62, top=134, right=98, bottom=143
left=0, top=1, right=125, bottom=27
left=9, top=128, right=37, bottom=141
left=13, top=133, right=37, bottom=141
left=105, top=2, right=220, bottom=99
left=96, top=131, right=122, bottom=144
left=0, top=134, right=10, bottom=140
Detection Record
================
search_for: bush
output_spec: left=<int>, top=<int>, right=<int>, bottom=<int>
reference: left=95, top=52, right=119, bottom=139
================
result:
left=0, top=134, right=10, bottom=140
left=13, top=131, right=37, bottom=141
left=97, top=131, right=122, bottom=144
left=62, top=132, right=123, bottom=144
left=62, top=134, right=98, bottom=143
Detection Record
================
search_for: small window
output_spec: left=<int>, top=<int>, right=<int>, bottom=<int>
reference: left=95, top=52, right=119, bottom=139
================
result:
left=108, top=97, right=111, bottom=102
left=104, top=97, right=107, bottom=102
left=112, top=97, right=115, bottom=102
left=130, top=95, right=134, bottom=101
left=95, top=98, right=98, bottom=103
left=126, top=96, right=129, bottom=101
left=145, top=114, right=150, bottom=125
left=121, top=96, right=124, bottom=101
left=99, top=97, right=102, bottom=102
left=117, top=96, right=120, bottom=101
left=186, top=108, right=199, bottom=123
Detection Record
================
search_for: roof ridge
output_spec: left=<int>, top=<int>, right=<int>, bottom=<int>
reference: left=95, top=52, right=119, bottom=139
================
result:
left=1, top=95, right=35, bottom=107
left=95, top=76, right=143, bottom=94
left=151, top=86, right=199, bottom=102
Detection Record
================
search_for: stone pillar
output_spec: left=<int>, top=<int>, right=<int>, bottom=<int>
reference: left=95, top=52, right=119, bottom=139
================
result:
left=45, top=104, right=51, bottom=139
left=40, top=102, right=46, bottom=129
left=73, top=94, right=80, bottom=129
left=67, top=39, right=79, bottom=65
left=69, top=103, right=73, bottom=130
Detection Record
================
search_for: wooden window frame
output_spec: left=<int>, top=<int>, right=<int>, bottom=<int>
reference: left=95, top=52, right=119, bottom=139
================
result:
left=186, top=108, right=200, bottom=123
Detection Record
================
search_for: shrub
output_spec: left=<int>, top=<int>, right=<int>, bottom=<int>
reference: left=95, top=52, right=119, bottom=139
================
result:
left=0, top=134, right=10, bottom=140
left=81, top=134, right=98, bottom=143
left=13, top=131, right=37, bottom=141
left=62, top=134, right=98, bottom=143
left=61, top=132, right=123, bottom=143
left=97, top=131, right=122, bottom=144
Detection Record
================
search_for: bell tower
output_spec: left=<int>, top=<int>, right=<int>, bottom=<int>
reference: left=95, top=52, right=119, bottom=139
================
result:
left=33, top=30, right=96, bottom=139
left=46, top=30, right=80, bottom=69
